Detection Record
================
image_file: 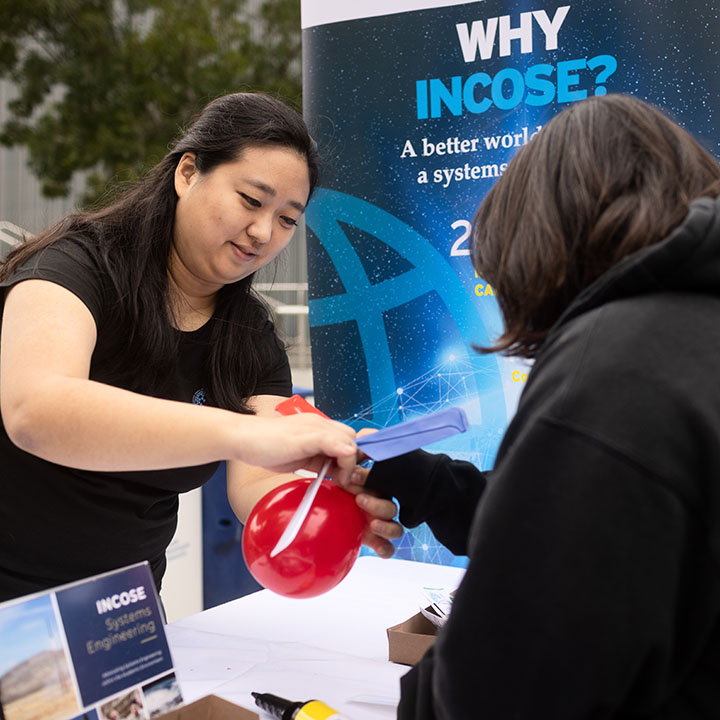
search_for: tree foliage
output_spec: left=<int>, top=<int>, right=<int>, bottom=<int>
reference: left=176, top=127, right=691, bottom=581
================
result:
left=0, top=0, right=302, bottom=203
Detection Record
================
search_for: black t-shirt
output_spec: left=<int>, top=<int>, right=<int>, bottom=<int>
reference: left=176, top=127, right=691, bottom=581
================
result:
left=0, top=237, right=292, bottom=601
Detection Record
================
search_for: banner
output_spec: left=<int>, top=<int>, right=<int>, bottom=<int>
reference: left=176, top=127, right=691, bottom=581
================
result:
left=301, top=0, right=718, bottom=565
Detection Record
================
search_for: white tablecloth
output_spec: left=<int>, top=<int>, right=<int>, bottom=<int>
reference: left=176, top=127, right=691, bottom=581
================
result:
left=166, top=556, right=465, bottom=719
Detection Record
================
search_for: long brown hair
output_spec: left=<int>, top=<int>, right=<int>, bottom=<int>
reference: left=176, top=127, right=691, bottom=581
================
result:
left=471, top=94, right=720, bottom=358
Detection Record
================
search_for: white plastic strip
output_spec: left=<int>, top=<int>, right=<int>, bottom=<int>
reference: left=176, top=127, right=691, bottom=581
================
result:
left=270, top=458, right=332, bottom=557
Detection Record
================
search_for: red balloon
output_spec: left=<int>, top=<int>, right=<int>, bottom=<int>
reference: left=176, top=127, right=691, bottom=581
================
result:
left=242, top=478, right=367, bottom=598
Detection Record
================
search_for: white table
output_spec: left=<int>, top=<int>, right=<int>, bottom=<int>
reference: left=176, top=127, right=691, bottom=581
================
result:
left=166, top=556, right=465, bottom=719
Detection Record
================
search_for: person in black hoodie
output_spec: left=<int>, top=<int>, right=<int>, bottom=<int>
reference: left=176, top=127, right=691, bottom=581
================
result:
left=350, top=94, right=720, bottom=718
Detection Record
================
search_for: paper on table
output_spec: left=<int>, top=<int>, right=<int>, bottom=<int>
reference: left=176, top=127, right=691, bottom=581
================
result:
left=418, top=586, right=454, bottom=628
left=346, top=694, right=398, bottom=707
left=165, top=623, right=403, bottom=716
left=419, top=605, right=445, bottom=628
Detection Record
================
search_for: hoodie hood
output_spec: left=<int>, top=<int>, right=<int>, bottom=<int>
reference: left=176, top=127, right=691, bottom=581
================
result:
left=550, top=195, right=720, bottom=336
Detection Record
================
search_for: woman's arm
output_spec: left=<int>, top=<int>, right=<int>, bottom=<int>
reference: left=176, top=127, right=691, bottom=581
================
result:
left=0, top=280, right=356, bottom=477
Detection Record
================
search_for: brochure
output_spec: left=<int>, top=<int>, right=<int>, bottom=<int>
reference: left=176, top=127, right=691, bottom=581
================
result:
left=0, top=563, right=183, bottom=720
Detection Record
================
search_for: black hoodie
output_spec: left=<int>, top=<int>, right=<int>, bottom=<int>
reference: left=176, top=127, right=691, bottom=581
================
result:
left=368, top=196, right=720, bottom=719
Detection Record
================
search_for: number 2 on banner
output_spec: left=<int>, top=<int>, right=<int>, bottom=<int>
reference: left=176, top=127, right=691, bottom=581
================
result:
left=450, top=219, right=471, bottom=256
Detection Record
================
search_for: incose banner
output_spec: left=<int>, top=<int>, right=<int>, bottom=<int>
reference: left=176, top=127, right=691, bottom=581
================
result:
left=301, top=0, right=718, bottom=565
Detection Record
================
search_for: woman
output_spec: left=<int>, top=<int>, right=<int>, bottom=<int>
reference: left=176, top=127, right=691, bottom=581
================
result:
left=0, top=92, right=398, bottom=602
left=354, top=94, right=720, bottom=718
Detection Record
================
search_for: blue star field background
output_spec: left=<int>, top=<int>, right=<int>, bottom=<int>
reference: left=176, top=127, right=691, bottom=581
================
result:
left=301, top=0, right=718, bottom=566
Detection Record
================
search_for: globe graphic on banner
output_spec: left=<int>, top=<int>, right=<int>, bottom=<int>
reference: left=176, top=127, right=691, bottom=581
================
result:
left=306, top=188, right=516, bottom=567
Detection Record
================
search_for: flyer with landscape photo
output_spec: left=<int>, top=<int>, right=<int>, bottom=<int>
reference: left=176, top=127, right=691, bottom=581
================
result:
left=0, top=563, right=183, bottom=720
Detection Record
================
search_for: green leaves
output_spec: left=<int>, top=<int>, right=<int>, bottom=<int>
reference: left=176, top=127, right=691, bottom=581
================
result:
left=0, top=0, right=302, bottom=204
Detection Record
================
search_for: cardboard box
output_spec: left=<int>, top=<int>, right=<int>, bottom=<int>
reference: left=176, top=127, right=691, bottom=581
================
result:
left=387, top=610, right=439, bottom=666
left=155, top=695, right=259, bottom=720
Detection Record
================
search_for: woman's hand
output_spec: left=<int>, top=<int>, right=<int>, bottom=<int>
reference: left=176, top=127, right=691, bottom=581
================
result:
left=236, top=412, right=358, bottom=486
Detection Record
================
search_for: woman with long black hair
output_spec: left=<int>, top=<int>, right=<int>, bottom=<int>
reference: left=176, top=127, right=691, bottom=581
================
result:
left=0, top=92, right=399, bottom=602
